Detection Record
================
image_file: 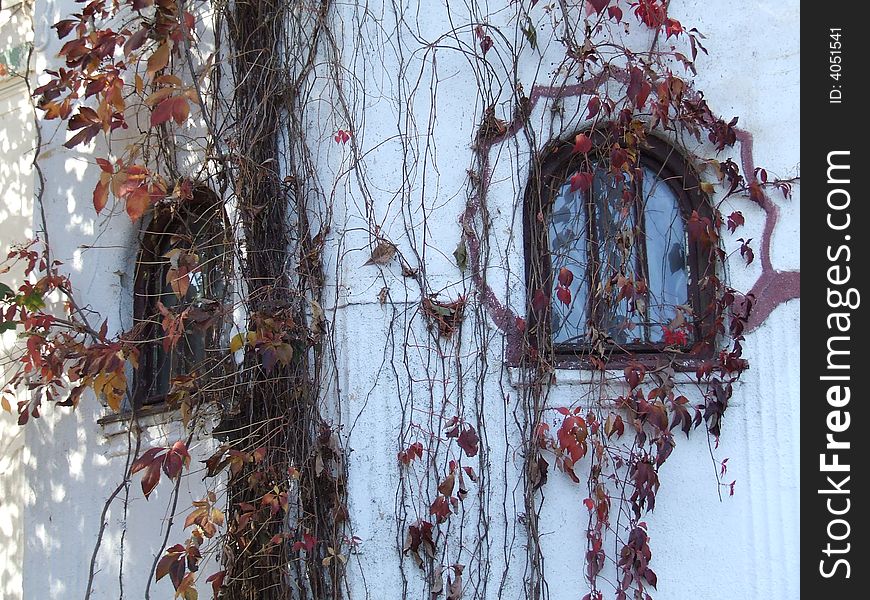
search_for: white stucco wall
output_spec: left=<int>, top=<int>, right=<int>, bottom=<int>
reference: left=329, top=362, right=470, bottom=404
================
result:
left=323, top=2, right=799, bottom=599
left=8, top=1, right=799, bottom=599
left=1, top=3, right=36, bottom=598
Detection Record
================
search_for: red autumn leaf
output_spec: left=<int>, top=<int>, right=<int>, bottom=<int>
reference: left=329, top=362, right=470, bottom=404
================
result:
left=589, top=0, right=609, bottom=14
left=93, top=179, right=109, bottom=214
left=557, top=267, right=574, bottom=287
left=52, top=19, right=78, bottom=39
left=607, top=147, right=627, bottom=174
left=125, top=186, right=151, bottom=221
left=292, top=532, right=317, bottom=553
left=63, top=125, right=101, bottom=149
left=557, top=416, right=588, bottom=465
left=333, top=129, right=350, bottom=144
left=123, top=27, right=149, bottom=56
left=480, top=35, right=493, bottom=55
left=662, top=327, right=688, bottom=347
left=609, top=414, right=625, bottom=438
left=586, top=95, right=601, bottom=119
left=608, top=5, right=623, bottom=22
left=748, top=181, right=765, bottom=204
left=171, top=96, right=190, bottom=125
left=556, top=286, right=571, bottom=306
left=634, top=0, right=667, bottom=29
left=627, top=67, right=651, bottom=108
left=532, top=288, right=548, bottom=313
left=429, top=496, right=452, bottom=523
left=623, top=364, right=645, bottom=389
left=164, top=441, right=191, bottom=477
left=457, top=425, right=479, bottom=457
left=726, top=211, right=744, bottom=233
left=635, top=81, right=651, bottom=108
left=583, top=498, right=595, bottom=511
left=665, top=18, right=684, bottom=39
left=167, top=440, right=190, bottom=477
left=738, top=238, right=755, bottom=265
left=398, top=441, right=424, bottom=465
left=252, top=446, right=267, bottom=463
left=140, top=462, right=162, bottom=498
left=151, top=96, right=175, bottom=126
left=68, top=106, right=100, bottom=130
left=572, top=133, right=593, bottom=155
left=569, top=171, right=593, bottom=193
left=95, top=158, right=114, bottom=173
left=162, top=450, right=184, bottom=481
left=686, top=210, right=713, bottom=246
left=183, top=11, right=196, bottom=35
left=131, top=447, right=165, bottom=474
left=155, top=549, right=184, bottom=583
left=206, top=570, right=226, bottom=597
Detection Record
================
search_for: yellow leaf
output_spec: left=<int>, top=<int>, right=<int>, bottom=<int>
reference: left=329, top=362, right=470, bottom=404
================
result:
left=180, top=400, right=191, bottom=428
left=275, top=343, right=293, bottom=365
left=229, top=333, right=245, bottom=353
left=94, top=371, right=125, bottom=412
left=135, top=74, right=144, bottom=95
left=699, top=182, right=715, bottom=195
left=146, top=42, right=170, bottom=78
left=1, top=396, right=10, bottom=412
left=210, top=507, right=225, bottom=526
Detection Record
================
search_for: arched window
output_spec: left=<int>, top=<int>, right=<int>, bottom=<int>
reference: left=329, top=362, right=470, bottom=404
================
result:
left=132, top=191, right=232, bottom=406
left=525, top=133, right=715, bottom=364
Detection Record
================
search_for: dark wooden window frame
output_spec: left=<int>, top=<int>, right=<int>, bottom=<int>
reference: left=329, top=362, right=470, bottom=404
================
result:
left=132, top=191, right=229, bottom=407
left=524, top=132, right=717, bottom=370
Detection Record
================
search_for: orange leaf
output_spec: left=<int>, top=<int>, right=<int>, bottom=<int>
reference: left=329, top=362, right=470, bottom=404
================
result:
left=146, top=42, right=170, bottom=78
left=155, top=74, right=183, bottom=87
left=144, top=87, right=174, bottom=107
left=93, top=175, right=110, bottom=214
left=125, top=186, right=151, bottom=221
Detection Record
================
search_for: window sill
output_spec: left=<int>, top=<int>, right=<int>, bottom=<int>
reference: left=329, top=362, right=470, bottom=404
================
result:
left=98, top=403, right=179, bottom=439
left=506, top=355, right=748, bottom=388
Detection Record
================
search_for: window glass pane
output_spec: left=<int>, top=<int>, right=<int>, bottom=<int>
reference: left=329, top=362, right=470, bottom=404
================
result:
left=549, top=179, right=589, bottom=345
left=641, top=167, right=688, bottom=343
left=592, top=168, right=645, bottom=345
left=143, top=209, right=229, bottom=402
